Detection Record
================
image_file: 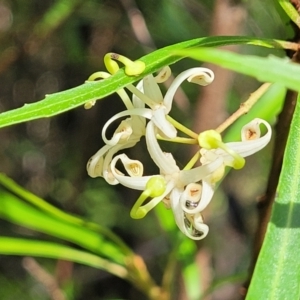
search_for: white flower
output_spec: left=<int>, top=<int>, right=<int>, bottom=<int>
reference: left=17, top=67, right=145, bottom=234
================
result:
left=86, top=60, right=272, bottom=241
left=109, top=122, right=223, bottom=240
left=109, top=118, right=272, bottom=240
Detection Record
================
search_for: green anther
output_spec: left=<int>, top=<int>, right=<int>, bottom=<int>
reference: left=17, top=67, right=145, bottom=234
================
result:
left=198, top=130, right=222, bottom=149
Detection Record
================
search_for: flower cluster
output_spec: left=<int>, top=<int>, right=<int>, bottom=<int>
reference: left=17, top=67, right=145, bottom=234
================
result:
left=86, top=53, right=272, bottom=240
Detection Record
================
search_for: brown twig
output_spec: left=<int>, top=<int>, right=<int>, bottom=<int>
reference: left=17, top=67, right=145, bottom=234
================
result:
left=215, top=83, right=272, bottom=133
left=22, top=257, right=66, bottom=300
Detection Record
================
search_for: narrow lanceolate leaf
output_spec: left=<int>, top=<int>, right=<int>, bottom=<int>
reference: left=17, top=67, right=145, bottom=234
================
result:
left=175, top=47, right=300, bottom=93
left=0, top=36, right=292, bottom=128
left=0, top=188, right=125, bottom=265
left=0, top=237, right=128, bottom=278
left=246, top=93, right=300, bottom=300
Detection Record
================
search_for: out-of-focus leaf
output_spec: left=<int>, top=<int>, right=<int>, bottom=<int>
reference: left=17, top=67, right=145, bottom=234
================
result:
left=175, top=47, right=300, bottom=92
left=0, top=36, right=291, bottom=128
left=0, top=173, right=132, bottom=255
left=246, top=93, right=300, bottom=299
left=0, top=237, right=128, bottom=278
left=0, top=188, right=125, bottom=265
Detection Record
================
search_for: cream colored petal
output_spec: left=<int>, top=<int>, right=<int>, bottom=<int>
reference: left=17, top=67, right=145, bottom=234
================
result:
left=143, top=74, right=164, bottom=104
left=187, top=69, right=214, bottom=86
left=146, top=122, right=180, bottom=175
left=118, top=154, right=144, bottom=177
left=163, top=67, right=214, bottom=113
left=109, top=119, right=133, bottom=145
left=102, top=108, right=151, bottom=146
left=179, top=156, right=223, bottom=184
left=132, top=80, right=146, bottom=109
left=192, top=213, right=209, bottom=239
left=155, top=66, right=171, bottom=83
left=86, top=144, right=111, bottom=178
left=151, top=108, right=177, bottom=139
left=110, top=154, right=151, bottom=190
left=181, top=181, right=215, bottom=214
left=102, top=140, right=142, bottom=185
left=199, top=118, right=272, bottom=167
left=170, top=188, right=208, bottom=240
left=226, top=118, right=272, bottom=158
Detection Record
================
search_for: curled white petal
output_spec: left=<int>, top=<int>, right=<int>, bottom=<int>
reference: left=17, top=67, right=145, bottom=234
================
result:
left=192, top=213, right=209, bottom=239
left=155, top=66, right=171, bottom=83
left=227, top=118, right=272, bottom=158
left=241, top=118, right=266, bottom=141
left=179, top=183, right=201, bottom=211
left=163, top=67, right=215, bottom=113
left=87, top=144, right=111, bottom=178
left=170, top=188, right=208, bottom=240
left=108, top=119, right=133, bottom=145
left=117, top=154, right=144, bottom=177
left=181, top=180, right=215, bottom=214
left=187, top=69, right=214, bottom=86
left=101, top=109, right=150, bottom=146
left=110, top=154, right=151, bottom=190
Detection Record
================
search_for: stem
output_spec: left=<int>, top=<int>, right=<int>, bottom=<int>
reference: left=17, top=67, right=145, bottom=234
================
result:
left=215, top=83, right=272, bottom=133
left=126, top=255, right=169, bottom=300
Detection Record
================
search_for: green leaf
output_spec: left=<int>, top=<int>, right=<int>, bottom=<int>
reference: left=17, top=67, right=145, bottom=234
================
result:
left=0, top=173, right=132, bottom=255
left=0, top=188, right=125, bottom=265
left=0, top=36, right=291, bottom=129
left=175, top=47, right=300, bottom=92
left=277, top=0, right=300, bottom=28
left=0, top=237, right=128, bottom=278
left=246, top=93, right=300, bottom=299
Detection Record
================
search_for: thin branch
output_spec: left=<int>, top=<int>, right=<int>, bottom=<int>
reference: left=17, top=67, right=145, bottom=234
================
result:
left=23, top=257, right=66, bottom=300
left=216, top=83, right=272, bottom=133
